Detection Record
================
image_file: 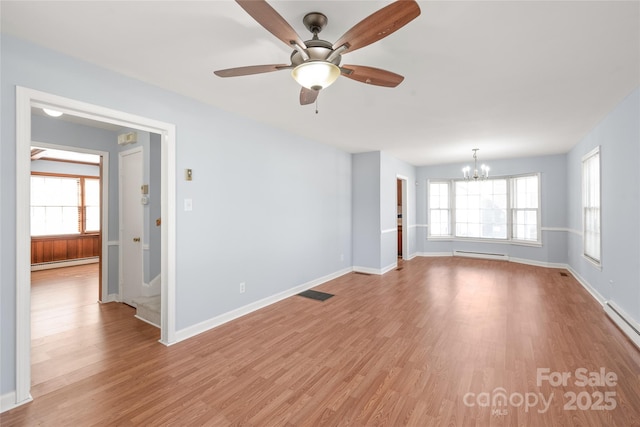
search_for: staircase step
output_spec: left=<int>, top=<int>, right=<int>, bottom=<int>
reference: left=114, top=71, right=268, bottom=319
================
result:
left=131, top=295, right=160, bottom=327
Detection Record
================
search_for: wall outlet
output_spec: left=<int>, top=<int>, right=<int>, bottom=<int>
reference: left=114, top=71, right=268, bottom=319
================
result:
left=239, top=282, right=245, bottom=294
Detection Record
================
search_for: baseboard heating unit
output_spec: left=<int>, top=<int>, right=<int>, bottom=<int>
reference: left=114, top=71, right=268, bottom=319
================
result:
left=31, top=257, right=99, bottom=271
left=604, top=301, right=640, bottom=350
left=453, top=250, right=509, bottom=261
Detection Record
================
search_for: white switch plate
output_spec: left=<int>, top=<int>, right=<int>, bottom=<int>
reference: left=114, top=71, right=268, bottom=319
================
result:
left=184, top=198, right=193, bottom=211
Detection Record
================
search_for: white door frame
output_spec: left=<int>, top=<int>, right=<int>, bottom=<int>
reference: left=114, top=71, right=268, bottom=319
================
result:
left=15, top=86, right=177, bottom=407
left=30, top=141, right=110, bottom=302
left=119, top=146, right=144, bottom=304
left=396, top=175, right=408, bottom=260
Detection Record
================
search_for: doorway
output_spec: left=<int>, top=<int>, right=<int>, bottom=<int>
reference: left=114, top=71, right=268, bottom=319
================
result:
left=30, top=143, right=106, bottom=301
left=15, top=87, right=177, bottom=406
left=396, top=176, right=408, bottom=260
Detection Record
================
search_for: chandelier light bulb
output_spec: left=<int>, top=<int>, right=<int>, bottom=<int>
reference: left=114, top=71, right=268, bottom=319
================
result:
left=463, top=149, right=489, bottom=181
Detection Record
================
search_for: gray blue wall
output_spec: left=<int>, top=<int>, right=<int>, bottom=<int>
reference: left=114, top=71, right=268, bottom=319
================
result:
left=352, top=151, right=417, bottom=272
left=32, top=115, right=121, bottom=295
left=352, top=152, right=381, bottom=271
left=1, top=35, right=352, bottom=395
left=2, top=32, right=638, bottom=401
left=417, top=153, right=568, bottom=265
left=566, top=88, right=639, bottom=321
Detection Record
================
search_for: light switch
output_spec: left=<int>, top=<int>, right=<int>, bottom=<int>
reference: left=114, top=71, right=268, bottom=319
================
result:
left=185, top=169, right=193, bottom=181
left=184, top=198, right=193, bottom=211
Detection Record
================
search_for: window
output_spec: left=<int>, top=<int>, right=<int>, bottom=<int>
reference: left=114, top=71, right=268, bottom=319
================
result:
left=455, top=179, right=507, bottom=239
left=84, top=178, right=100, bottom=232
left=511, top=175, right=539, bottom=242
left=31, top=174, right=100, bottom=236
left=582, top=147, right=600, bottom=264
left=428, top=181, right=450, bottom=237
left=427, top=174, right=540, bottom=243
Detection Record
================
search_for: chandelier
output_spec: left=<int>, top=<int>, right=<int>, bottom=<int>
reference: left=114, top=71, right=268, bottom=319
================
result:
left=462, top=149, right=490, bottom=180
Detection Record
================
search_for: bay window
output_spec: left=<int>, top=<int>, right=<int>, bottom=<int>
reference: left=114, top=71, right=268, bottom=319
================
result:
left=428, top=173, right=540, bottom=244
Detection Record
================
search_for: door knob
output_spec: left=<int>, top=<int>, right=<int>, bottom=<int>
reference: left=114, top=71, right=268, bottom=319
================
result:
left=133, top=237, right=141, bottom=242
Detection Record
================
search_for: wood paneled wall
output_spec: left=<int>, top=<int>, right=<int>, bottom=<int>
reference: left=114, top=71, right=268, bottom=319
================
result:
left=31, top=234, right=100, bottom=264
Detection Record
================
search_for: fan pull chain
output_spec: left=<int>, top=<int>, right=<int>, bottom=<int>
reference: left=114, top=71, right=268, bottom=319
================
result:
left=315, top=98, right=319, bottom=114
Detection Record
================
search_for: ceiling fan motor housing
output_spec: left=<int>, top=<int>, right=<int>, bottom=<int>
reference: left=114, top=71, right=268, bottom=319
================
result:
left=290, top=39, right=342, bottom=67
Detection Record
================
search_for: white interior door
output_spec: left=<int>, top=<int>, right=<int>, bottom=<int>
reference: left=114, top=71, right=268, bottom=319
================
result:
left=120, top=148, right=143, bottom=305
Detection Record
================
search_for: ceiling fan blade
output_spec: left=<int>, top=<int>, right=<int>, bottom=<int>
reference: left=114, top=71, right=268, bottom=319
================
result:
left=300, top=87, right=319, bottom=105
left=341, top=65, right=404, bottom=87
left=236, top=0, right=307, bottom=49
left=214, top=64, right=290, bottom=78
left=333, top=0, right=420, bottom=54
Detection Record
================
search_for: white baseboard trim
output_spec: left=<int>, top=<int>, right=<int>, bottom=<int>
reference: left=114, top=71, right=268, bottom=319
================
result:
left=418, top=252, right=570, bottom=271
left=1, top=391, right=32, bottom=413
left=353, top=262, right=397, bottom=275
left=31, top=257, right=98, bottom=271
left=509, top=257, right=568, bottom=269
left=99, top=293, right=120, bottom=303
left=565, top=265, right=606, bottom=305
left=174, top=267, right=352, bottom=343
left=381, top=262, right=397, bottom=274
left=353, top=266, right=381, bottom=275
left=604, top=301, right=640, bottom=350
left=404, top=252, right=418, bottom=261
left=135, top=314, right=160, bottom=329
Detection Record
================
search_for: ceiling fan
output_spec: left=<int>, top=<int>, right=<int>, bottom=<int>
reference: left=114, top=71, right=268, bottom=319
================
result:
left=214, top=0, right=421, bottom=106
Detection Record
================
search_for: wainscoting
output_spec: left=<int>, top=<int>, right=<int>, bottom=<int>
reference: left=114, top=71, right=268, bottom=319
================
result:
left=31, top=234, right=100, bottom=267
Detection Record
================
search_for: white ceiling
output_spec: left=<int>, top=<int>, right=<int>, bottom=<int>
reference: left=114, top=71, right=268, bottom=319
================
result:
left=3, top=1, right=639, bottom=166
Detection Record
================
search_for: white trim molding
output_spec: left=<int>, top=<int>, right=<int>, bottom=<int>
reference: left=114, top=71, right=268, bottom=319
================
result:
left=99, top=294, right=121, bottom=304
left=14, top=86, right=177, bottom=411
left=509, top=257, right=567, bottom=270
left=541, top=227, right=572, bottom=233
left=353, top=261, right=398, bottom=276
left=174, top=267, right=352, bottom=343
left=381, top=228, right=397, bottom=234
left=1, top=391, right=32, bottom=414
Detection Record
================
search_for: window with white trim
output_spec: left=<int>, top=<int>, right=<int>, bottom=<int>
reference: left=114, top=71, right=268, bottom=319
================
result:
left=427, top=174, right=540, bottom=243
left=455, top=179, right=507, bottom=239
left=428, top=181, right=451, bottom=237
left=582, top=147, right=600, bottom=264
left=30, top=174, right=101, bottom=236
left=511, top=175, right=539, bottom=242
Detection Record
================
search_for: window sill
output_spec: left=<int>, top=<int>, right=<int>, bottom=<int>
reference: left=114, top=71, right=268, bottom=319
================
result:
left=582, top=255, right=602, bottom=271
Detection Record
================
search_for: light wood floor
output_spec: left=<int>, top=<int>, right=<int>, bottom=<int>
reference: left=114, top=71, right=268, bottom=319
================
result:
left=3, top=258, right=640, bottom=426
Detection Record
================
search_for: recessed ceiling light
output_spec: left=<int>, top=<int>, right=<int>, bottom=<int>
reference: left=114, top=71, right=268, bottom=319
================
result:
left=42, top=108, right=63, bottom=117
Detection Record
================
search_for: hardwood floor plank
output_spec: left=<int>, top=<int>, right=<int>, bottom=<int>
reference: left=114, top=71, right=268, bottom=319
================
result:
left=2, top=258, right=640, bottom=426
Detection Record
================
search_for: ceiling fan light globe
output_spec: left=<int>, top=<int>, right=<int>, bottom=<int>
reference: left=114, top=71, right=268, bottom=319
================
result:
left=291, top=61, right=340, bottom=90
